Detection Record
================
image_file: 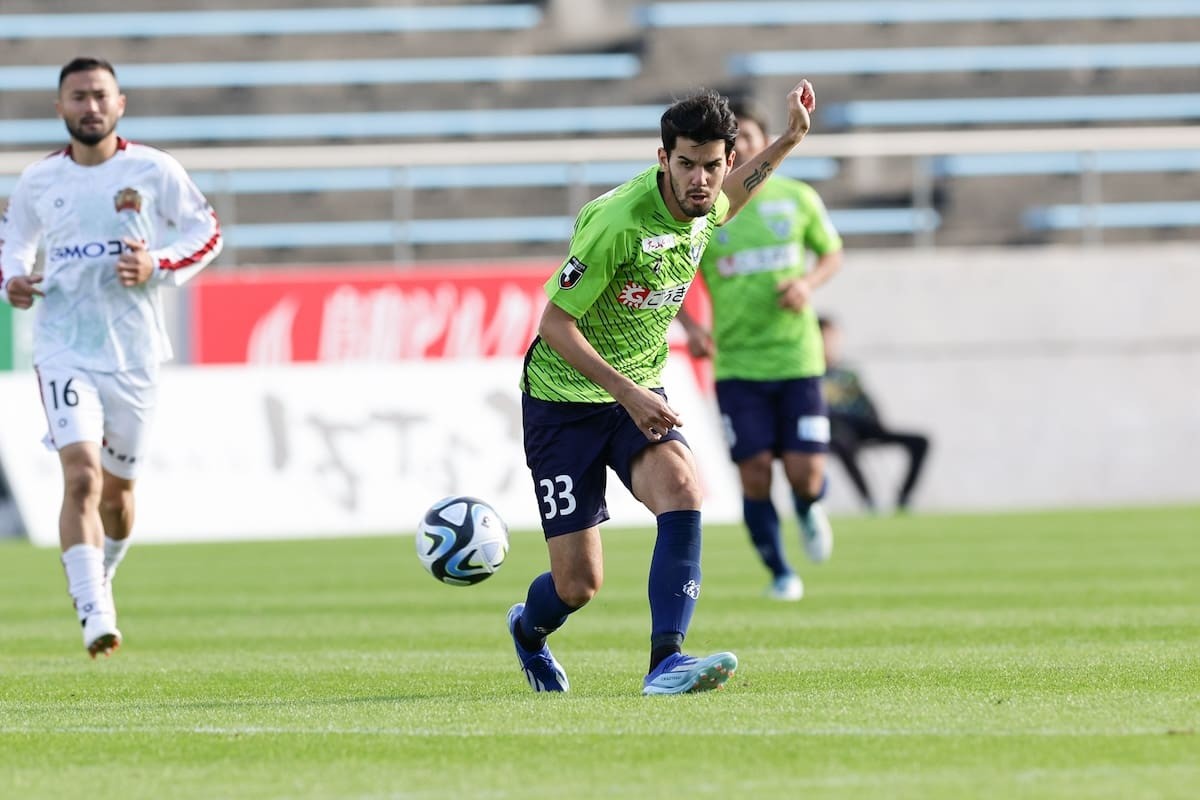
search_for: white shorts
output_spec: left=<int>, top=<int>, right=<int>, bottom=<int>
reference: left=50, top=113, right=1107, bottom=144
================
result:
left=35, top=365, right=158, bottom=480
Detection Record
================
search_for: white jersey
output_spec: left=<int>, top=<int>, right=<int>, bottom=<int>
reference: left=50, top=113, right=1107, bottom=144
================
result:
left=0, top=138, right=222, bottom=371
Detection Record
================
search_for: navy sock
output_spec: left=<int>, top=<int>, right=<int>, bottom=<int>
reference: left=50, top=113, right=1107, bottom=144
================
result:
left=516, top=571, right=575, bottom=650
left=648, top=509, right=702, bottom=670
left=793, top=475, right=829, bottom=516
left=743, top=497, right=791, bottom=578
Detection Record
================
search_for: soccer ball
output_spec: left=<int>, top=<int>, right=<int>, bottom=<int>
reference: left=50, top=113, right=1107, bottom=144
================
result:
left=415, top=496, right=510, bottom=586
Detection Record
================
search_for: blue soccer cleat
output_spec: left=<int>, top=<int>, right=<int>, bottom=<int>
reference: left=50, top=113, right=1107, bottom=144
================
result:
left=507, top=603, right=569, bottom=692
left=642, top=651, right=738, bottom=696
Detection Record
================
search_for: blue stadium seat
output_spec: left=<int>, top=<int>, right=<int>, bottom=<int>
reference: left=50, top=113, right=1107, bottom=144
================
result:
left=636, top=0, right=1200, bottom=26
left=0, top=106, right=665, bottom=146
left=0, top=5, right=541, bottom=39
left=730, top=42, right=1200, bottom=77
left=0, top=55, right=641, bottom=91
left=226, top=207, right=937, bottom=250
left=1023, top=201, right=1200, bottom=230
left=0, top=160, right=838, bottom=199
left=823, top=94, right=1200, bottom=128
left=933, top=150, right=1200, bottom=177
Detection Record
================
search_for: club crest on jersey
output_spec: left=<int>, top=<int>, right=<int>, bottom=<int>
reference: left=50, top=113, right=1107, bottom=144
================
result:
left=113, top=187, right=142, bottom=214
left=641, top=233, right=676, bottom=253
left=559, top=257, right=587, bottom=289
left=617, top=280, right=691, bottom=310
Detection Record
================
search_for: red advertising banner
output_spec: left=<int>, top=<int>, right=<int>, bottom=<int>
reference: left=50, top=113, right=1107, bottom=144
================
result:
left=191, top=263, right=714, bottom=366
left=192, top=264, right=551, bottom=364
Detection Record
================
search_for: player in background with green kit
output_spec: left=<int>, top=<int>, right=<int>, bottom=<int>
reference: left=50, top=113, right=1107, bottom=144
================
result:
left=679, top=99, right=843, bottom=602
left=510, top=81, right=816, bottom=695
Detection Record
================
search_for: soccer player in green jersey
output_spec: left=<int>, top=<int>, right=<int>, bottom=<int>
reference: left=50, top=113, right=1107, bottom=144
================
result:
left=679, top=99, right=843, bottom=602
left=508, top=81, right=817, bottom=695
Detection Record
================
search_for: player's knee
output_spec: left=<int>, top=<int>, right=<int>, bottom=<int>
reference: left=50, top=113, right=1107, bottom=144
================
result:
left=556, top=573, right=601, bottom=608
left=659, top=469, right=703, bottom=508
left=738, top=452, right=773, bottom=497
left=99, top=487, right=134, bottom=517
left=62, top=465, right=102, bottom=506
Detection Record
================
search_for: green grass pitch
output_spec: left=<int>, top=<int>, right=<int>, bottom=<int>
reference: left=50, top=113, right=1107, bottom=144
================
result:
left=1, top=506, right=1197, bottom=799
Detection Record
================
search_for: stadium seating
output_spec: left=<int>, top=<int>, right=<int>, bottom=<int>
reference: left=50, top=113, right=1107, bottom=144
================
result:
left=729, top=42, right=1200, bottom=78
left=0, top=5, right=542, bottom=38
left=635, top=0, right=1200, bottom=26
left=0, top=0, right=1195, bottom=259
left=933, top=150, right=1200, bottom=177
left=822, top=94, right=1200, bottom=130
left=226, top=207, right=940, bottom=250
left=1023, top=201, right=1200, bottom=230
left=0, top=55, right=642, bottom=91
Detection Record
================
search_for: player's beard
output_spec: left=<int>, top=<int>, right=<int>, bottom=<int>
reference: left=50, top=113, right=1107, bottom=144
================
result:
left=65, top=116, right=115, bottom=147
left=669, top=172, right=715, bottom=218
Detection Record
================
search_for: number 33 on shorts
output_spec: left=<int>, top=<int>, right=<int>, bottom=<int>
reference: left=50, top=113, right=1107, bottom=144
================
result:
left=537, top=474, right=577, bottom=520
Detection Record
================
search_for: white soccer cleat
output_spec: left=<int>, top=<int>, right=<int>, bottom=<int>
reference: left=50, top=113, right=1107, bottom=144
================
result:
left=765, top=573, right=804, bottom=601
left=82, top=614, right=122, bottom=659
left=799, top=502, right=833, bottom=563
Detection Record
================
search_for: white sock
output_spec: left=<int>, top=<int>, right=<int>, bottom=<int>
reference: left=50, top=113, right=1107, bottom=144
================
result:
left=103, top=536, right=132, bottom=579
left=62, top=544, right=113, bottom=623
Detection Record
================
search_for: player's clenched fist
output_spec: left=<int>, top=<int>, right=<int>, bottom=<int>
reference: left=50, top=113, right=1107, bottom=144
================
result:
left=785, top=79, right=817, bottom=140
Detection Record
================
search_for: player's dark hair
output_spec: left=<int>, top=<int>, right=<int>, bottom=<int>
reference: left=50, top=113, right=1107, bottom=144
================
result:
left=729, top=97, right=770, bottom=135
left=59, top=57, right=117, bottom=89
left=660, top=89, right=738, bottom=155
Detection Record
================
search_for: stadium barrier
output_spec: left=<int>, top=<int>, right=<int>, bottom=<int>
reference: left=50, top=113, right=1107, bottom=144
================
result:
left=0, top=358, right=738, bottom=546
left=0, top=264, right=739, bottom=545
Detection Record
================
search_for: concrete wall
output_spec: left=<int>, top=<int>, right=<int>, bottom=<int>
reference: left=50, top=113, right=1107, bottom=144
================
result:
left=813, top=242, right=1200, bottom=513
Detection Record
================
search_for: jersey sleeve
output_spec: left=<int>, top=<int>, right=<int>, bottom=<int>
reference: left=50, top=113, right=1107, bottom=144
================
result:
left=148, top=156, right=224, bottom=287
left=544, top=203, right=635, bottom=318
left=797, top=183, right=842, bottom=256
left=0, top=172, right=42, bottom=305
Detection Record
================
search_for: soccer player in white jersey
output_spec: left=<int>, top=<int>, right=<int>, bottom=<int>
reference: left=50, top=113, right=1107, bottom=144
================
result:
left=0, top=58, right=223, bottom=658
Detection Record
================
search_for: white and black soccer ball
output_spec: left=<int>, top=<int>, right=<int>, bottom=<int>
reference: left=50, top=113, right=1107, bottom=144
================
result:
left=415, top=496, right=510, bottom=586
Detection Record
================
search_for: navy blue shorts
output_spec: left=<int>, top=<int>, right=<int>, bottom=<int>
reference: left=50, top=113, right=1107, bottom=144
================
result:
left=522, top=389, right=688, bottom=538
left=714, top=376, right=829, bottom=463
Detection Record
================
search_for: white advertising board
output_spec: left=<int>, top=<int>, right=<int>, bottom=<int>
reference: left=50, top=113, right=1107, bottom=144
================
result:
left=0, top=359, right=739, bottom=546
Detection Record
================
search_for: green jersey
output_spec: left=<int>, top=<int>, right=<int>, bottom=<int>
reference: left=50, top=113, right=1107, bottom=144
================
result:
left=523, top=165, right=730, bottom=403
left=698, top=176, right=841, bottom=381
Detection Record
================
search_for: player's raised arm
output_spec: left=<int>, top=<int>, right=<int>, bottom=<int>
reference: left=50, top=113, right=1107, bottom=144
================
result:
left=721, top=80, right=816, bottom=223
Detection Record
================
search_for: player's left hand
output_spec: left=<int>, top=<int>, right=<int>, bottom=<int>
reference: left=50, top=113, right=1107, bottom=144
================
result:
left=777, top=277, right=813, bottom=311
left=117, top=237, right=154, bottom=287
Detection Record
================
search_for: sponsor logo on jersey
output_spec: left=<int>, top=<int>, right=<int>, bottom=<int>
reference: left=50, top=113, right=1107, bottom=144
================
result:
left=641, top=233, right=676, bottom=253
left=49, top=239, right=133, bottom=261
left=114, top=187, right=142, bottom=214
left=558, top=257, right=587, bottom=289
left=759, top=199, right=798, bottom=217
left=716, top=243, right=801, bottom=277
left=616, top=280, right=691, bottom=310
